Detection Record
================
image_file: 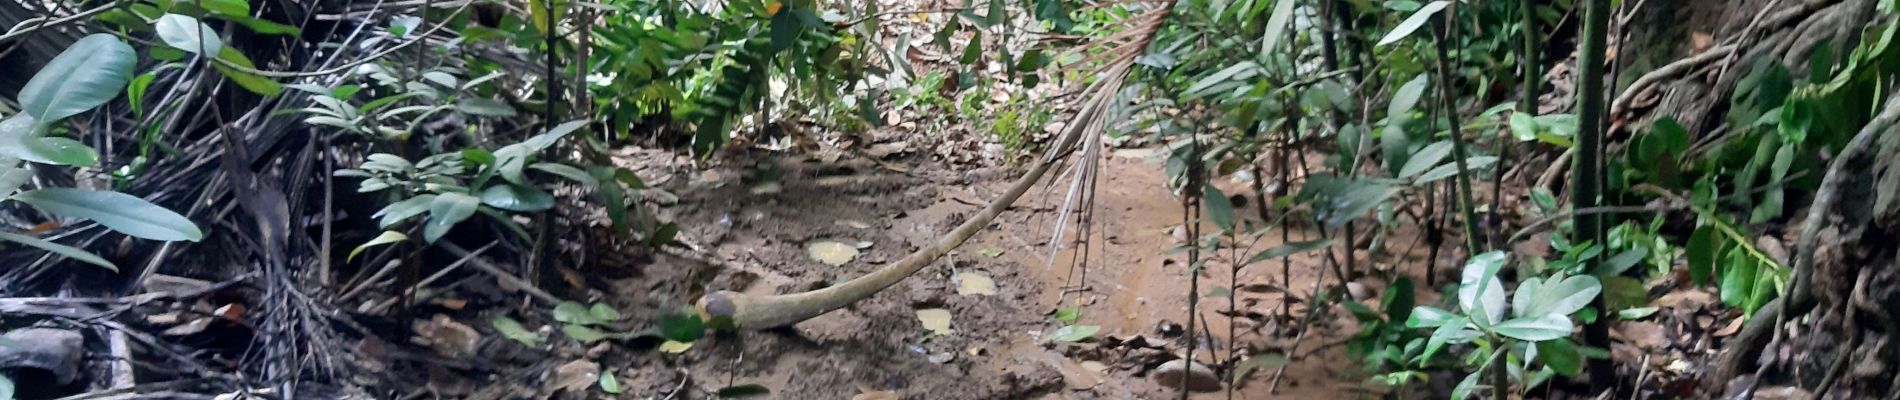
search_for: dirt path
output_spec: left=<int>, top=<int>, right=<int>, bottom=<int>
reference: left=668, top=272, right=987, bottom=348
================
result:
left=605, top=145, right=1369, bottom=398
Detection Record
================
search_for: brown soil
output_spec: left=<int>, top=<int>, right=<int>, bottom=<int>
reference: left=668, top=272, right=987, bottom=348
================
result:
left=592, top=143, right=1388, bottom=399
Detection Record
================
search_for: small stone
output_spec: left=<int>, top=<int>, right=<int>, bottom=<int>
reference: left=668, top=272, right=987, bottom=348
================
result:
left=1347, top=282, right=1372, bottom=301
left=1152, top=360, right=1221, bottom=392
left=928, top=352, right=956, bottom=364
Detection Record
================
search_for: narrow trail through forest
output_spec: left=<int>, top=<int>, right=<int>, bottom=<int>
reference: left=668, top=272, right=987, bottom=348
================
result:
left=603, top=143, right=1377, bottom=398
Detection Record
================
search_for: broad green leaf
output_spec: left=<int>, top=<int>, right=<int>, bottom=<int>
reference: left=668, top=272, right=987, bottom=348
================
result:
left=961, top=31, right=984, bottom=64
left=1537, top=338, right=1583, bottom=376
left=23, top=137, right=99, bottom=167
left=1458, top=251, right=1508, bottom=325
left=1186, top=62, right=1260, bottom=96
left=0, top=160, right=29, bottom=199
left=1377, top=1, right=1448, bottom=46
left=221, top=15, right=301, bottom=36
left=422, top=192, right=479, bottom=243
left=1600, top=246, right=1646, bottom=276
left=1310, top=179, right=1400, bottom=226
left=599, top=369, right=622, bottom=394
left=1492, top=314, right=1573, bottom=342
left=1687, top=225, right=1718, bottom=285
left=1388, top=75, right=1430, bottom=118
left=19, top=34, right=137, bottom=122
left=1450, top=371, right=1480, bottom=400
left=553, top=301, right=598, bottom=325
left=128, top=70, right=159, bottom=118
left=1245, top=238, right=1333, bottom=266
left=769, top=6, right=803, bottom=52
left=1509, top=112, right=1538, bottom=141
left=1053, top=308, right=1080, bottom=323
left=659, top=311, right=704, bottom=342
left=0, top=231, right=116, bottom=271
left=1415, top=156, right=1497, bottom=184
left=374, top=194, right=436, bottom=228
left=1259, top=0, right=1298, bottom=53
left=527, top=0, right=567, bottom=34
left=1514, top=273, right=1600, bottom=318
left=479, top=184, right=554, bottom=212
left=716, top=384, right=770, bottom=399
left=1398, top=141, right=1453, bottom=179
left=562, top=324, right=606, bottom=343
left=456, top=98, right=517, bottom=117
left=530, top=163, right=597, bottom=187
left=1384, top=276, right=1416, bottom=323
left=213, top=47, right=282, bottom=96
left=1406, top=306, right=1455, bottom=328
left=14, top=188, right=203, bottom=241
left=1045, top=325, right=1101, bottom=343
left=492, top=317, right=541, bottom=346
left=0, top=374, right=11, bottom=400
left=200, top=0, right=250, bottom=16
left=589, top=303, right=622, bottom=321
left=347, top=230, right=407, bottom=262
left=1203, top=184, right=1235, bottom=232
left=156, top=14, right=223, bottom=55
left=1719, top=249, right=1757, bottom=308
left=986, top=0, right=1006, bottom=26
left=1420, top=316, right=1476, bottom=364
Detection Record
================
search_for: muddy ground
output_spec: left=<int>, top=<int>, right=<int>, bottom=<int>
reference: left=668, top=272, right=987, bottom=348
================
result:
left=572, top=140, right=1386, bottom=399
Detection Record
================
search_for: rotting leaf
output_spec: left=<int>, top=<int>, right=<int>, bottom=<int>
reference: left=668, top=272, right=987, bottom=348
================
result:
left=916, top=308, right=953, bottom=335
left=658, top=340, right=694, bottom=354
left=545, top=360, right=599, bottom=394
left=955, top=272, right=997, bottom=296
left=1230, top=353, right=1289, bottom=384
left=807, top=241, right=859, bottom=266
left=978, top=247, right=1005, bottom=257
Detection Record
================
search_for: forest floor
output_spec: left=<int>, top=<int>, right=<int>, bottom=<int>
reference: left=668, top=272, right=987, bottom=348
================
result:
left=579, top=134, right=1382, bottom=398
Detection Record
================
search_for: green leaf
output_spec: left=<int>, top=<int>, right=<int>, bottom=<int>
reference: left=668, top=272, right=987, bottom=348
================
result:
left=1377, top=1, right=1448, bottom=46
left=1450, top=371, right=1480, bottom=400
left=1601, top=247, right=1646, bottom=276
left=1458, top=251, right=1508, bottom=325
left=553, top=301, right=597, bottom=325
left=22, top=136, right=99, bottom=167
left=769, top=6, right=803, bottom=52
left=1308, top=178, right=1400, bottom=227
left=156, top=14, right=223, bottom=55
left=1045, top=325, right=1101, bottom=343
left=716, top=384, right=770, bottom=399
left=19, top=34, right=137, bottom=122
left=1687, top=225, right=1718, bottom=285
left=1388, top=75, right=1430, bottom=118
left=1244, top=239, right=1334, bottom=264
left=423, top=192, right=479, bottom=243
left=1510, top=112, right=1539, bottom=141
left=986, top=0, right=1006, bottom=26
left=456, top=98, right=517, bottom=117
left=1384, top=276, right=1416, bottom=323
left=1719, top=249, right=1757, bottom=308
left=14, top=188, right=203, bottom=241
left=213, top=47, right=282, bottom=96
left=961, top=31, right=984, bottom=64
left=0, top=231, right=117, bottom=271
left=1405, top=306, right=1455, bottom=328
left=199, top=0, right=250, bottom=16
left=373, top=194, right=436, bottom=228
left=0, top=375, right=11, bottom=400
left=491, top=317, right=541, bottom=346
left=1513, top=273, right=1601, bottom=318
left=1203, top=184, right=1235, bottom=232
left=479, top=184, right=554, bottom=212
left=1398, top=141, right=1453, bottom=179
left=1186, top=62, right=1261, bottom=97
left=1421, top=316, right=1476, bottom=363
left=590, top=303, right=622, bottom=321
left=562, top=324, right=607, bottom=343
left=1537, top=338, right=1583, bottom=376
left=220, top=15, right=300, bottom=36
left=659, top=311, right=705, bottom=342
left=1415, top=156, right=1497, bottom=184
left=0, top=160, right=29, bottom=199
left=347, top=230, right=407, bottom=262
left=1492, top=314, right=1574, bottom=341
left=599, top=368, right=622, bottom=394
left=1053, top=308, right=1080, bottom=323
left=1259, top=0, right=1298, bottom=53
left=128, top=70, right=159, bottom=118
left=527, top=0, right=567, bottom=34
